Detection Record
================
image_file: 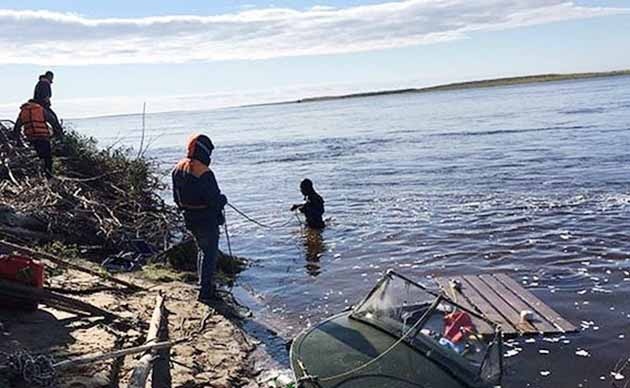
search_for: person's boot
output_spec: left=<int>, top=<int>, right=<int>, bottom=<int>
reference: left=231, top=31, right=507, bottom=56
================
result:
left=197, top=285, right=218, bottom=305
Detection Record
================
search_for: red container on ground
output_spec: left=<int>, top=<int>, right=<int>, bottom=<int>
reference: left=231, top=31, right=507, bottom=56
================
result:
left=0, top=254, right=45, bottom=311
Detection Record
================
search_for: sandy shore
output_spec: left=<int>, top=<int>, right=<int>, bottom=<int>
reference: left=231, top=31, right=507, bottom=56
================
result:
left=0, top=262, right=262, bottom=388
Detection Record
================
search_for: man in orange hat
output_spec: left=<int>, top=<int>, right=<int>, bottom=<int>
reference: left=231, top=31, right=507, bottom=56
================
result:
left=172, top=134, right=227, bottom=303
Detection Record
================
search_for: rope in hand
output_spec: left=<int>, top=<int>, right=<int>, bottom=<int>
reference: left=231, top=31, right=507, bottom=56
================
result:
left=227, top=202, right=297, bottom=229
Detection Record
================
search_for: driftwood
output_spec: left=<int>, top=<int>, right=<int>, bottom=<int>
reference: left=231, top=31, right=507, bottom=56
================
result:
left=152, top=297, right=172, bottom=388
left=0, top=279, right=115, bottom=318
left=128, top=293, right=168, bottom=388
left=0, top=240, right=144, bottom=291
left=53, top=339, right=185, bottom=371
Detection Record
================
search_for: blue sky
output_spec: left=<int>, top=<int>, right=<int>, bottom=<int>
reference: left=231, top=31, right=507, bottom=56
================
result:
left=0, top=0, right=629, bottom=118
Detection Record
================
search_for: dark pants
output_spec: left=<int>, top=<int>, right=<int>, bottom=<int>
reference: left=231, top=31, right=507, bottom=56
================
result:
left=37, top=101, right=62, bottom=130
left=45, top=106, right=61, bottom=129
left=188, top=223, right=220, bottom=299
left=29, top=139, right=53, bottom=177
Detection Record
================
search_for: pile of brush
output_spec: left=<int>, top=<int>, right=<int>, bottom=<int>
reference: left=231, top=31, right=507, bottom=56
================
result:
left=0, top=125, right=182, bottom=256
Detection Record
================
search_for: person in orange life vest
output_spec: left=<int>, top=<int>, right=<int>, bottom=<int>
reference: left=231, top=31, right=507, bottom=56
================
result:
left=12, top=100, right=64, bottom=178
left=172, top=134, right=227, bottom=303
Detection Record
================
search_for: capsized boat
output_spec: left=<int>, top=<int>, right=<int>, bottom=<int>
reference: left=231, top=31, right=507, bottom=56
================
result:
left=290, top=270, right=503, bottom=388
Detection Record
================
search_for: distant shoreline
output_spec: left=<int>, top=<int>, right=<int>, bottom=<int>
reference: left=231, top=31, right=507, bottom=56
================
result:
left=261, top=69, right=630, bottom=107
left=67, top=69, right=630, bottom=120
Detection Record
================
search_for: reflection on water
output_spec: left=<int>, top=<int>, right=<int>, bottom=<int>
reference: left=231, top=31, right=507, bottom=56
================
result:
left=72, top=75, right=630, bottom=387
left=303, top=228, right=326, bottom=277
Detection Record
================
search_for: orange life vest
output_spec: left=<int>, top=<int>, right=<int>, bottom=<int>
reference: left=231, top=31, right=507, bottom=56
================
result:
left=443, top=311, right=476, bottom=343
left=19, top=102, right=51, bottom=140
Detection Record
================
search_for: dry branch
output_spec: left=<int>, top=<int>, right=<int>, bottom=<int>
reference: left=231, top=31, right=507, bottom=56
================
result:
left=53, top=339, right=185, bottom=371
left=0, top=279, right=115, bottom=318
left=128, top=293, right=167, bottom=388
left=0, top=240, right=144, bottom=291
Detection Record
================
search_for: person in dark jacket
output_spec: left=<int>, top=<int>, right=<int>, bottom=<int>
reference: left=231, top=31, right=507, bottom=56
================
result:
left=33, top=71, right=61, bottom=128
left=172, top=134, right=227, bottom=303
left=291, top=179, right=326, bottom=229
left=13, top=100, right=64, bottom=178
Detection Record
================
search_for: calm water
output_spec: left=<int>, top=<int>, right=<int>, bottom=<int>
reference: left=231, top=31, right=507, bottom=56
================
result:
left=72, top=76, right=630, bottom=387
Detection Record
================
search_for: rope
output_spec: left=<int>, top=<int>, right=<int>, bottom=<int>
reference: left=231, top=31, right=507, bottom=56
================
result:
left=296, top=312, right=426, bottom=384
left=223, top=212, right=233, bottom=260
left=227, top=202, right=296, bottom=229
left=1, top=349, right=56, bottom=387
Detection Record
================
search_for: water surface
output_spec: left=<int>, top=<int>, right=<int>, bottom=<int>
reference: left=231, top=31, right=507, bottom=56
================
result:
left=73, top=76, right=630, bottom=387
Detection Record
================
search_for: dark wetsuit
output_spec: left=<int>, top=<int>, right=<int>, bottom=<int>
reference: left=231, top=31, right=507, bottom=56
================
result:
left=301, top=192, right=326, bottom=229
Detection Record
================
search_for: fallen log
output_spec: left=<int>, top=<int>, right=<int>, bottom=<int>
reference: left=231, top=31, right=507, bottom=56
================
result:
left=0, top=239, right=144, bottom=291
left=152, top=298, right=172, bottom=388
left=53, top=339, right=185, bottom=371
left=0, top=279, right=115, bottom=318
left=128, top=293, right=168, bottom=388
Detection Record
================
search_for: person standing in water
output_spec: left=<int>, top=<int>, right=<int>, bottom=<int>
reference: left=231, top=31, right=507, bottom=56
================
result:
left=291, top=178, right=326, bottom=229
left=172, top=134, right=227, bottom=303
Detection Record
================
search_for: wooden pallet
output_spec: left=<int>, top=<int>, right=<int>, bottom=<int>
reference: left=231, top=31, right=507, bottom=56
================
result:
left=435, top=273, right=576, bottom=336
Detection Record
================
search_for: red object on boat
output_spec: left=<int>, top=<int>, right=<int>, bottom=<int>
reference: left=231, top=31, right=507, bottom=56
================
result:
left=443, top=311, right=475, bottom=343
left=0, top=254, right=45, bottom=310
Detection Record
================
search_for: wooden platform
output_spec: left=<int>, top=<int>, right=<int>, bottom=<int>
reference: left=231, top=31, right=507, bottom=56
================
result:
left=435, top=273, right=576, bottom=336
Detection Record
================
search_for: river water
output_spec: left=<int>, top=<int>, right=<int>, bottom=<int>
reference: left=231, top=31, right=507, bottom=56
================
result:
left=72, top=76, right=630, bottom=387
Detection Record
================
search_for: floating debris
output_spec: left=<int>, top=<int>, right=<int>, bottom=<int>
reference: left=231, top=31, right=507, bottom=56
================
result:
left=611, top=372, right=625, bottom=381
left=539, top=349, right=550, bottom=355
left=504, top=349, right=521, bottom=358
left=576, top=349, right=591, bottom=357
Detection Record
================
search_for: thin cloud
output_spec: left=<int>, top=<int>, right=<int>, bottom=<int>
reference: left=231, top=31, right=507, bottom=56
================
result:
left=0, top=1, right=627, bottom=65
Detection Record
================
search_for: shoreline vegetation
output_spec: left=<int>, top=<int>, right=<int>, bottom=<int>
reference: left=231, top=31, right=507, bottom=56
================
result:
left=281, top=69, right=630, bottom=105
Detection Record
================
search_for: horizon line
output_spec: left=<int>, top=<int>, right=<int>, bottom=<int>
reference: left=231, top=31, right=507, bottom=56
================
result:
left=69, top=68, right=630, bottom=121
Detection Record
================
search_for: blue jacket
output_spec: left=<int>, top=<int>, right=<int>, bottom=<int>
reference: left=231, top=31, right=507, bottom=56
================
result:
left=172, top=135, right=226, bottom=229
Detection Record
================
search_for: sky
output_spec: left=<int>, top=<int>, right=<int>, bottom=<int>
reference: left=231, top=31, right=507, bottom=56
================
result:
left=0, top=0, right=629, bottom=118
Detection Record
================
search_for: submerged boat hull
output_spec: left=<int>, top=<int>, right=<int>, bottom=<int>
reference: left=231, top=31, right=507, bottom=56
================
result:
left=290, top=311, right=474, bottom=388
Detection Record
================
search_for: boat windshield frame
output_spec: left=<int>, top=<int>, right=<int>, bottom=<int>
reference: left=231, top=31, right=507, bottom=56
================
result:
left=350, top=270, right=503, bottom=387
